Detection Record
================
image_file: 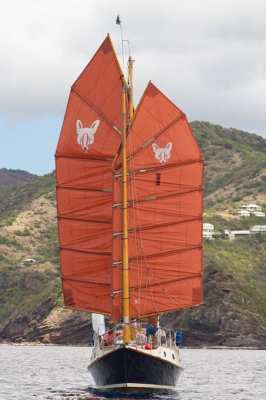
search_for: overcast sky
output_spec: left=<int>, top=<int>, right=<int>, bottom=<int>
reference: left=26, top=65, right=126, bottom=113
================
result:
left=1, top=0, right=265, bottom=174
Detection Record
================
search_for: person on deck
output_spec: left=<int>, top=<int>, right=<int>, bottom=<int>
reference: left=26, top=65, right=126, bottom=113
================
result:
left=103, top=330, right=114, bottom=346
left=175, top=330, right=183, bottom=346
left=146, top=316, right=159, bottom=347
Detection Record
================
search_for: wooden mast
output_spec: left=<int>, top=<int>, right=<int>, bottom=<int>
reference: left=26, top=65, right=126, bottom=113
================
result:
left=121, top=54, right=134, bottom=344
left=122, top=57, right=134, bottom=344
left=121, top=76, right=130, bottom=344
left=116, top=13, right=134, bottom=344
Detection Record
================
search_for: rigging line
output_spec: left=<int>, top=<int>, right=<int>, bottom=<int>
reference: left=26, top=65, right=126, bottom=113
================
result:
left=128, top=187, right=202, bottom=205
left=61, top=276, right=110, bottom=286
left=129, top=136, right=154, bottom=314
left=133, top=294, right=198, bottom=310
left=130, top=288, right=194, bottom=318
left=126, top=118, right=138, bottom=313
left=57, top=215, right=111, bottom=224
left=59, top=246, right=111, bottom=256
left=115, top=114, right=185, bottom=169
left=130, top=266, right=201, bottom=276
left=122, top=50, right=143, bottom=319
left=55, top=154, right=113, bottom=162
left=128, top=301, right=203, bottom=319
left=130, top=158, right=203, bottom=175
left=113, top=216, right=202, bottom=236
left=56, top=185, right=112, bottom=193
left=136, top=295, right=199, bottom=313
left=128, top=86, right=171, bottom=137
left=126, top=245, right=202, bottom=263
left=74, top=49, right=123, bottom=115
left=57, top=177, right=112, bottom=189
left=127, top=174, right=200, bottom=187
left=116, top=14, right=126, bottom=71
left=130, top=273, right=202, bottom=290
left=128, top=134, right=143, bottom=316
left=71, top=88, right=122, bottom=138
left=113, top=191, right=202, bottom=210
left=129, top=172, right=141, bottom=314
left=130, top=115, right=184, bottom=158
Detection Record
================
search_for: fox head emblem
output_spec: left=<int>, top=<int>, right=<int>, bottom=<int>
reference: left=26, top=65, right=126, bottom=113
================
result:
left=76, top=119, right=100, bottom=151
left=152, top=142, right=172, bottom=164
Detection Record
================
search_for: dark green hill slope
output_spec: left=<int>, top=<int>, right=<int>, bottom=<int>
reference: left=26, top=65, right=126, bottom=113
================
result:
left=191, top=121, right=266, bottom=208
left=0, top=173, right=54, bottom=225
left=0, top=168, right=36, bottom=187
left=0, top=122, right=266, bottom=347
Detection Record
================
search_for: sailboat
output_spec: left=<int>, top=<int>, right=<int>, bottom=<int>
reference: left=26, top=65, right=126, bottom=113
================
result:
left=55, top=32, right=203, bottom=393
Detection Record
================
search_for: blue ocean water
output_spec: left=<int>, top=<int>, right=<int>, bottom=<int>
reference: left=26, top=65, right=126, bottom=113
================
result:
left=0, top=345, right=265, bottom=400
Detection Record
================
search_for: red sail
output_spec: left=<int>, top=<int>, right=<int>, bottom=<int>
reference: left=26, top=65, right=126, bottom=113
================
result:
left=55, top=36, right=123, bottom=315
left=112, top=82, right=203, bottom=320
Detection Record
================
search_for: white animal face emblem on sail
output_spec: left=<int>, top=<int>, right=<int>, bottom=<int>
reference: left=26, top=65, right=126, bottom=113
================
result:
left=76, top=119, right=100, bottom=151
left=152, top=142, right=173, bottom=164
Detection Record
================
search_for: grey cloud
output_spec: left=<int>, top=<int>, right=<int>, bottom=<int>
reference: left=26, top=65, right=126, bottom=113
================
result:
left=0, top=0, right=265, bottom=136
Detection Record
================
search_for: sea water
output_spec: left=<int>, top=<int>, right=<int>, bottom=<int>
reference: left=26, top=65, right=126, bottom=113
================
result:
left=0, top=344, right=265, bottom=400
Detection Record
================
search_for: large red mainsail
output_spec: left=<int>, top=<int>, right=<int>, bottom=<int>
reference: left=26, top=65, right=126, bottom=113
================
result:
left=112, top=82, right=203, bottom=320
left=56, top=37, right=203, bottom=321
left=56, top=36, right=123, bottom=315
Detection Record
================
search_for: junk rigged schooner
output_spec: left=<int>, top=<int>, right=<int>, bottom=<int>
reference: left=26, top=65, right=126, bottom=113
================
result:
left=55, top=33, right=203, bottom=393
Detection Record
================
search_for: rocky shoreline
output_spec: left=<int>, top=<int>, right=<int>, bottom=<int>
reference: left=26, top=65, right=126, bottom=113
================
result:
left=1, top=305, right=266, bottom=349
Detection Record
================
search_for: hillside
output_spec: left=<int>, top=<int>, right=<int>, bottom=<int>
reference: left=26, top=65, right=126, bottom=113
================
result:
left=193, top=121, right=266, bottom=208
left=0, top=168, right=36, bottom=187
left=0, top=121, right=266, bottom=347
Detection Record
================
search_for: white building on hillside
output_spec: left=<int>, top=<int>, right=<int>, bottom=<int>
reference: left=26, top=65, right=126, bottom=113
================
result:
left=238, top=209, right=250, bottom=218
left=224, top=229, right=250, bottom=240
left=253, top=211, right=265, bottom=217
left=203, top=223, right=215, bottom=240
left=245, top=203, right=262, bottom=212
left=250, top=225, right=266, bottom=234
left=238, top=203, right=265, bottom=218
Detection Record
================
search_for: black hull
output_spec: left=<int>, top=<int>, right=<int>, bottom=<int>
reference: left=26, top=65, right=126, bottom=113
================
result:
left=88, top=347, right=182, bottom=388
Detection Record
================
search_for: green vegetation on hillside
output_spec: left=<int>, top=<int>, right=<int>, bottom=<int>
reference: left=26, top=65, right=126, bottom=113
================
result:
left=0, top=173, right=55, bottom=226
left=1, top=121, right=266, bottom=346
left=37, top=225, right=59, bottom=264
left=192, top=121, right=266, bottom=208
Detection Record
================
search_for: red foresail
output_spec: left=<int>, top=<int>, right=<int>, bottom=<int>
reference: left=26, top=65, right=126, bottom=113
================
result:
left=56, top=36, right=123, bottom=315
left=112, top=82, right=203, bottom=320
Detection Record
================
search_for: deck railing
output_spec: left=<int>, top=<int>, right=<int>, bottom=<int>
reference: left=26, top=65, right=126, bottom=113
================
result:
left=93, top=322, right=179, bottom=350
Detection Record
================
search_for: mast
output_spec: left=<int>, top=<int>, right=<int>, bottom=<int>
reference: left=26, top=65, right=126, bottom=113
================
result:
left=117, top=15, right=134, bottom=344
left=121, top=76, right=130, bottom=344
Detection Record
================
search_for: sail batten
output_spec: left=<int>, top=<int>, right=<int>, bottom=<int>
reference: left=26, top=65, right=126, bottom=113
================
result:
left=71, top=88, right=122, bottom=137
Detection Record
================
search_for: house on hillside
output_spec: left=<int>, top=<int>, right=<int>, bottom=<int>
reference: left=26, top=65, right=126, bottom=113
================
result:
left=250, top=225, right=266, bottom=234
left=238, top=209, right=250, bottom=218
left=224, top=229, right=250, bottom=240
left=203, top=223, right=215, bottom=240
left=237, top=203, right=265, bottom=218
left=253, top=211, right=265, bottom=217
